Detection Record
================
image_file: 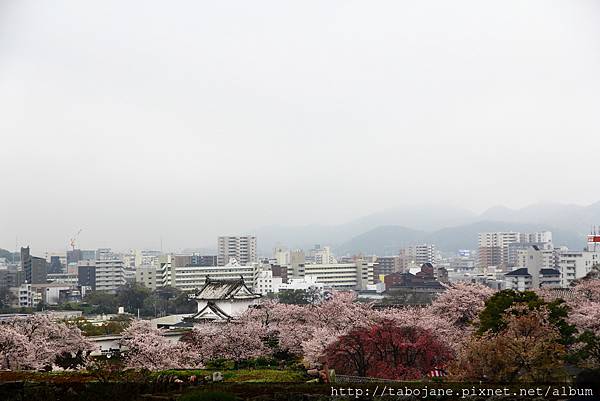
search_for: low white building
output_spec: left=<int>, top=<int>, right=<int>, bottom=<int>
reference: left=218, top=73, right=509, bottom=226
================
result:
left=300, top=261, right=375, bottom=290
left=254, top=269, right=283, bottom=295
left=278, top=275, right=324, bottom=292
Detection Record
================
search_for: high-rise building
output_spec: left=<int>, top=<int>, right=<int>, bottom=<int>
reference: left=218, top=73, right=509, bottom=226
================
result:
left=403, top=244, right=438, bottom=266
left=217, top=236, right=257, bottom=266
left=478, top=231, right=553, bottom=270
left=20, top=247, right=47, bottom=284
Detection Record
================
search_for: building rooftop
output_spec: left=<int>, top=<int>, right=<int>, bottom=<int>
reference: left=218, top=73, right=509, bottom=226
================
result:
left=189, top=277, right=261, bottom=301
left=505, top=268, right=531, bottom=277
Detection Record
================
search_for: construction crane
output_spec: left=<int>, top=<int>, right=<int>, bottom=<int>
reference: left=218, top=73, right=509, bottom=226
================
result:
left=69, top=229, right=83, bottom=251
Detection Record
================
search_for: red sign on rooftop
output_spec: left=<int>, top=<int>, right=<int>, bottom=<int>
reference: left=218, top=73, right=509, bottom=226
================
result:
left=587, top=235, right=600, bottom=243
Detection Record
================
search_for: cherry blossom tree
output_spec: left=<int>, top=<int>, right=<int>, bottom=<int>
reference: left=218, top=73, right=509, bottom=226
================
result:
left=567, top=279, right=600, bottom=367
left=0, top=325, right=35, bottom=370
left=184, top=320, right=272, bottom=366
left=0, top=315, right=96, bottom=371
left=120, top=320, right=199, bottom=370
left=430, top=283, right=494, bottom=329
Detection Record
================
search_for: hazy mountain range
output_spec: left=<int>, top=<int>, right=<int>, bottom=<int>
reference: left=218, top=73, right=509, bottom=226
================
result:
left=255, top=202, right=600, bottom=255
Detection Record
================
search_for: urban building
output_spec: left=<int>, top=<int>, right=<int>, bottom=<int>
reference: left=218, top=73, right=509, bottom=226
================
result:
left=254, top=268, right=283, bottom=295
left=95, top=259, right=126, bottom=292
left=135, top=265, right=158, bottom=290
left=217, top=236, right=257, bottom=266
left=307, top=245, right=337, bottom=264
left=558, top=250, right=600, bottom=287
left=478, top=231, right=553, bottom=270
left=299, top=260, right=375, bottom=290
left=20, top=247, right=47, bottom=284
left=402, top=244, right=438, bottom=266
left=373, top=256, right=403, bottom=281
left=78, top=261, right=96, bottom=290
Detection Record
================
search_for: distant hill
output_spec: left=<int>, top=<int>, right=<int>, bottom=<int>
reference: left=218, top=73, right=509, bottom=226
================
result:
left=253, top=202, right=597, bottom=255
left=254, top=205, right=476, bottom=252
left=335, top=225, right=426, bottom=255
left=0, top=248, right=16, bottom=262
left=334, top=221, right=584, bottom=255
left=479, top=202, right=600, bottom=235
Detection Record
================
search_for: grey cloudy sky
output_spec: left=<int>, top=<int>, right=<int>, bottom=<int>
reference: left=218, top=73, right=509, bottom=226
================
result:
left=1, top=0, right=600, bottom=252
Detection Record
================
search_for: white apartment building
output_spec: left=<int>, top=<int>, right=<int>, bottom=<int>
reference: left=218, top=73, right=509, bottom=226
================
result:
left=403, top=244, right=438, bottom=266
left=558, top=250, right=600, bottom=287
left=94, top=259, right=126, bottom=292
left=217, top=236, right=257, bottom=266
left=299, top=261, right=375, bottom=290
left=521, top=231, right=553, bottom=244
left=254, top=269, right=283, bottom=295
left=308, top=245, right=337, bottom=264
left=273, top=247, right=291, bottom=266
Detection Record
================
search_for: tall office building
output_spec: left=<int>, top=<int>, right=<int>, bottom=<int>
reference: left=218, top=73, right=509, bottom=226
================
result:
left=217, top=236, right=257, bottom=266
left=20, top=247, right=47, bottom=284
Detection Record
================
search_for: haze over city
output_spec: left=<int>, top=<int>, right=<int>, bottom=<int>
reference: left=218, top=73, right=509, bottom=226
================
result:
left=2, top=0, right=600, bottom=251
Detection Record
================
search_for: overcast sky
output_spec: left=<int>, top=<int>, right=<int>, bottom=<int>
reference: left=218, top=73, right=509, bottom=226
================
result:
left=1, top=0, right=600, bottom=252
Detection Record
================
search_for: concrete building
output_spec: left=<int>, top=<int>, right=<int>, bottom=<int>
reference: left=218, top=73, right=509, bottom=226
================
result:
left=273, top=247, right=291, bottom=266
left=558, top=250, right=600, bottom=287
left=299, top=261, right=375, bottom=290
left=217, top=236, right=257, bottom=266
left=308, top=245, right=337, bottom=264
left=402, top=244, right=438, bottom=266
left=278, top=275, right=325, bottom=292
left=135, top=265, right=158, bottom=290
left=504, top=245, right=561, bottom=290
left=374, top=256, right=403, bottom=281
left=254, top=268, right=283, bottom=295
left=160, top=258, right=260, bottom=292
left=95, top=259, right=126, bottom=292
left=76, top=258, right=125, bottom=293
left=478, top=231, right=553, bottom=270
left=78, top=261, right=97, bottom=290
left=20, top=247, right=47, bottom=284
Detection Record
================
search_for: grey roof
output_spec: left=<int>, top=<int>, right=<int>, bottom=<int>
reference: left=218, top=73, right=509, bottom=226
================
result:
left=505, top=268, right=531, bottom=277
left=189, top=277, right=261, bottom=301
left=540, top=268, right=560, bottom=276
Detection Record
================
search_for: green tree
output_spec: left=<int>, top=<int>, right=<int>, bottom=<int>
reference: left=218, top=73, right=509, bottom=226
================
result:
left=478, top=289, right=575, bottom=345
left=116, top=283, right=151, bottom=313
left=84, top=291, right=119, bottom=314
left=277, top=289, right=321, bottom=305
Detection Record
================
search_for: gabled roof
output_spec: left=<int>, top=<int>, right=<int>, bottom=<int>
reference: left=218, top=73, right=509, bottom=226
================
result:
left=505, top=268, right=531, bottom=277
left=189, top=277, right=261, bottom=301
left=187, top=301, right=233, bottom=321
